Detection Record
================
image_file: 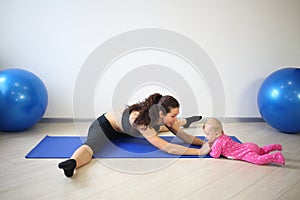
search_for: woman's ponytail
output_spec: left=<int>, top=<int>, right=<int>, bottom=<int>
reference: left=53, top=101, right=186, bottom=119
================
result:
left=145, top=93, right=162, bottom=105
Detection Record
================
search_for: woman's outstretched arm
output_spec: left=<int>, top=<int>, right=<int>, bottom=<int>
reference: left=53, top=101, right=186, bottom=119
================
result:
left=167, top=125, right=205, bottom=146
left=140, top=128, right=210, bottom=156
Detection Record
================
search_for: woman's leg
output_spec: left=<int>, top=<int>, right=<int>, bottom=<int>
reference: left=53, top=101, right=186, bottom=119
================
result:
left=182, top=116, right=202, bottom=128
left=58, top=118, right=106, bottom=177
left=58, top=145, right=93, bottom=177
left=159, top=116, right=202, bottom=132
left=71, top=144, right=93, bottom=168
left=159, top=120, right=181, bottom=132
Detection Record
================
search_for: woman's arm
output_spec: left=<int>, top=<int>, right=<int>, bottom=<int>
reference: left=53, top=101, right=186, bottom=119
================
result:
left=167, top=126, right=205, bottom=146
left=147, top=134, right=210, bottom=156
left=140, top=127, right=210, bottom=156
left=176, top=128, right=205, bottom=146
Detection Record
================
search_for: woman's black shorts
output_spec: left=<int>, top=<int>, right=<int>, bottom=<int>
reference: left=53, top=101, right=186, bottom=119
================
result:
left=84, top=114, right=128, bottom=154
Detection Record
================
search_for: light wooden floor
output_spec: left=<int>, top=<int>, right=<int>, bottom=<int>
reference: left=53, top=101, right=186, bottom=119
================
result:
left=0, top=121, right=299, bottom=200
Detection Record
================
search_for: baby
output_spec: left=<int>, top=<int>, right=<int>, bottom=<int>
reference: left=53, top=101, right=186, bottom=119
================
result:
left=203, top=118, right=285, bottom=165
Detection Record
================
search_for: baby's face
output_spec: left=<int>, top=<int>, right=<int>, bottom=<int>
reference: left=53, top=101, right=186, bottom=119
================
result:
left=203, top=126, right=219, bottom=143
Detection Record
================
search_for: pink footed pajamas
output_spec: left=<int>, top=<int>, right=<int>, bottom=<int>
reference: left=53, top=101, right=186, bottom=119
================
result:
left=210, top=134, right=285, bottom=165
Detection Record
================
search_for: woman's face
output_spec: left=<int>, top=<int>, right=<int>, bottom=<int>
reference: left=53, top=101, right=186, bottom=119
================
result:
left=163, top=107, right=179, bottom=127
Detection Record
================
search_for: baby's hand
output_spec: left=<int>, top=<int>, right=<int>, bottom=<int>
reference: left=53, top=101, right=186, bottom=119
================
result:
left=207, top=141, right=214, bottom=147
left=199, top=142, right=211, bottom=155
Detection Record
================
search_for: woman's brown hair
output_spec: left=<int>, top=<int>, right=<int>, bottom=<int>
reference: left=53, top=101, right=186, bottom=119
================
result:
left=127, top=93, right=179, bottom=129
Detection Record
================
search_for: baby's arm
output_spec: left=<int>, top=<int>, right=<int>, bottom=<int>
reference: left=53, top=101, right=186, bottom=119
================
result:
left=209, top=140, right=222, bottom=158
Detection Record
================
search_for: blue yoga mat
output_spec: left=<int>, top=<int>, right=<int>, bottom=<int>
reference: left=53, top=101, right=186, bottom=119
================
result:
left=25, top=135, right=242, bottom=158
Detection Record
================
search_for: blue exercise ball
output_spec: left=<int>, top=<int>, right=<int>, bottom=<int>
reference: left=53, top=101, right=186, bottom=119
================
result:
left=257, top=67, right=300, bottom=133
left=0, top=68, right=48, bottom=131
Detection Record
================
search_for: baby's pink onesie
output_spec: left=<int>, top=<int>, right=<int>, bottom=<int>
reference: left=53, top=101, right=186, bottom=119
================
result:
left=209, top=134, right=285, bottom=165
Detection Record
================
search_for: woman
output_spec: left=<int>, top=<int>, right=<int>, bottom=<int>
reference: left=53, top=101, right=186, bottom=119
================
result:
left=58, top=93, right=211, bottom=177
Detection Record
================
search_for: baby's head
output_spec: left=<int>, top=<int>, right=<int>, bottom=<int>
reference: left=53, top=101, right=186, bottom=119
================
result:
left=202, top=118, right=223, bottom=143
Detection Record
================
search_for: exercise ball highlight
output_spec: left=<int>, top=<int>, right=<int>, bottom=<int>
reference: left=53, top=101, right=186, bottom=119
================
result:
left=257, top=67, right=300, bottom=133
left=0, top=68, right=48, bottom=131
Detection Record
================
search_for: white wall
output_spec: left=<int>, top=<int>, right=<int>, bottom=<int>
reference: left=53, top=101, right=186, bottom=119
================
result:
left=1, top=0, right=299, bottom=119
